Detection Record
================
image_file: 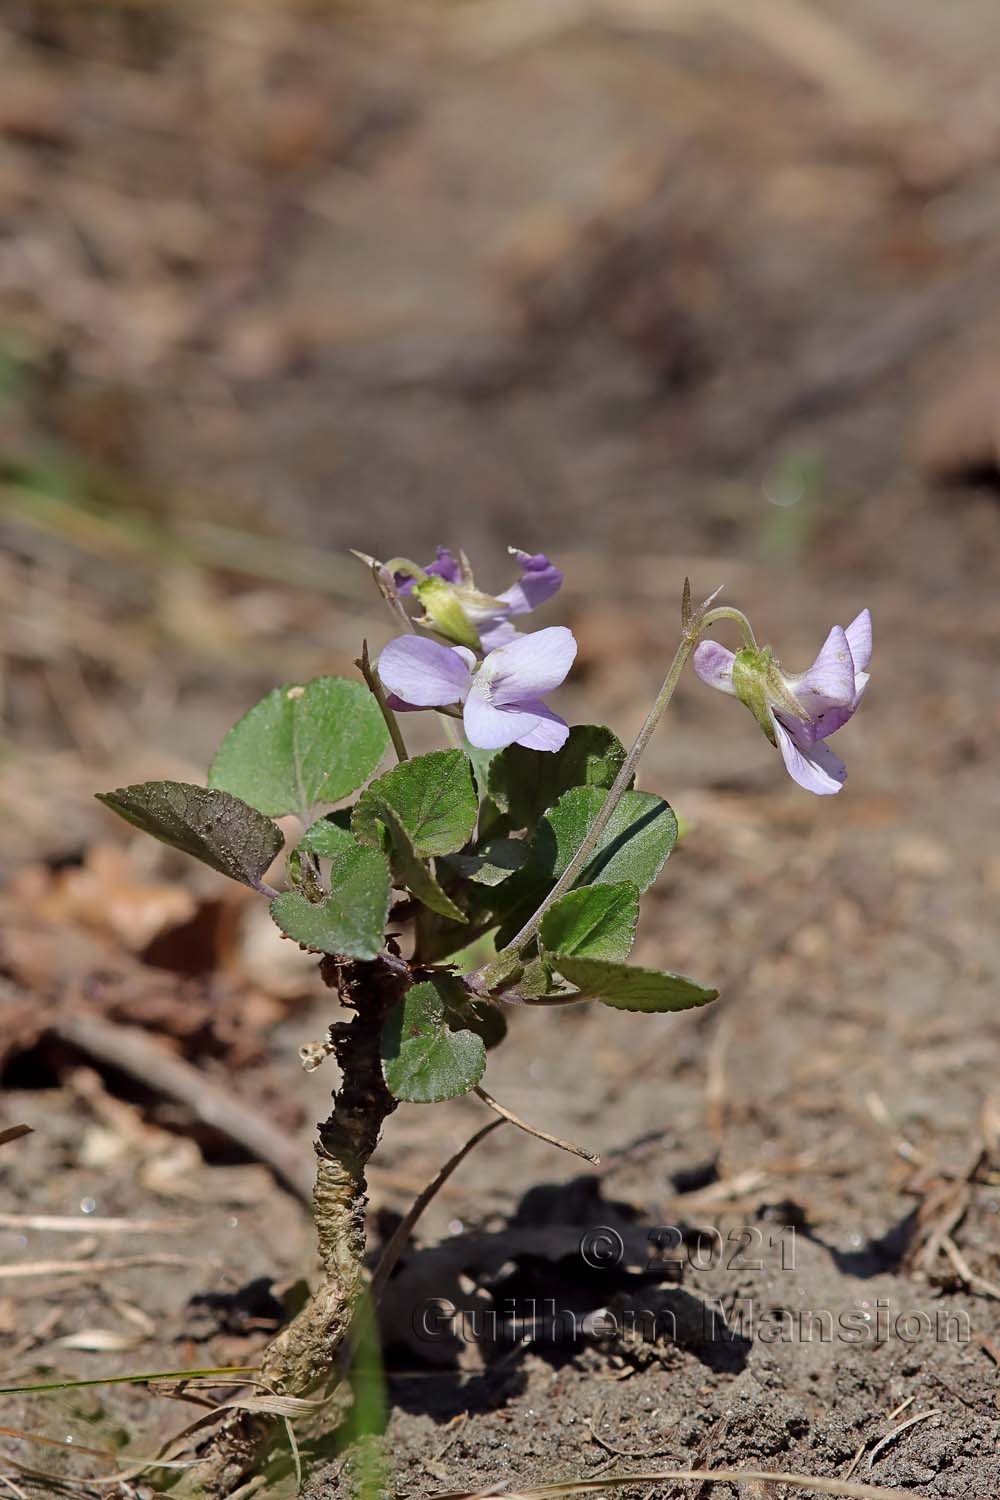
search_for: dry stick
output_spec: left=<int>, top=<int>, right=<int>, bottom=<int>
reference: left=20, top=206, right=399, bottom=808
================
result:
left=940, top=1234, right=1000, bottom=1301
left=0, top=1126, right=31, bottom=1149
left=0, top=1255, right=202, bottom=1281
left=474, top=1085, right=599, bottom=1165
left=843, top=1396, right=915, bottom=1481
left=437, top=1469, right=932, bottom=1500
left=53, top=1014, right=314, bottom=1203
left=0, top=1213, right=192, bottom=1234
left=864, top=1411, right=940, bottom=1473
left=919, top=1182, right=970, bottom=1276
left=369, top=1118, right=504, bottom=1306
left=332, top=1118, right=507, bottom=1388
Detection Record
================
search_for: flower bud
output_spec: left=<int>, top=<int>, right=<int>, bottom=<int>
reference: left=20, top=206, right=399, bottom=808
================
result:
left=413, top=575, right=481, bottom=650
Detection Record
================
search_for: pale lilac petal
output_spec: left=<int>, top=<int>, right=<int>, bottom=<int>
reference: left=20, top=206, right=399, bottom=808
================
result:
left=693, top=640, right=737, bottom=695
left=807, top=671, right=868, bottom=740
left=773, top=712, right=846, bottom=795
left=509, top=701, right=570, bottom=751
left=384, top=692, right=421, bottom=713
left=482, top=626, right=577, bottom=706
left=478, top=617, right=521, bottom=652
left=497, top=550, right=563, bottom=616
left=789, top=625, right=855, bottom=717
left=378, top=636, right=472, bottom=707
left=844, top=608, right=872, bottom=674
left=462, top=683, right=529, bottom=749
left=464, top=685, right=568, bottom=752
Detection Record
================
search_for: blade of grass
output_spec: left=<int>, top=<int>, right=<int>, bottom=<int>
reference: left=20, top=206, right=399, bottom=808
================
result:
left=434, top=1470, right=932, bottom=1499
left=341, top=1291, right=389, bottom=1500
left=0, top=1366, right=258, bottom=1397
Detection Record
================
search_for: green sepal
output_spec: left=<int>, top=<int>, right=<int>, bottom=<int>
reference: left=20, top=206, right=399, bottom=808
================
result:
left=413, top=577, right=480, bottom=650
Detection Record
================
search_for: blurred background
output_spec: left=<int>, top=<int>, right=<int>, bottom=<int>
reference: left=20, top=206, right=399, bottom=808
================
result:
left=3, top=0, right=1000, bottom=820
left=3, top=2, right=1000, bottom=1492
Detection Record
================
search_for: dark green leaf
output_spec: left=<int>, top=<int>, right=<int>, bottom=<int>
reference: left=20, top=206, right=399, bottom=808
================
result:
left=353, top=750, right=477, bottom=858
left=208, top=676, right=388, bottom=817
left=299, top=810, right=356, bottom=860
left=461, top=998, right=508, bottom=1049
left=538, top=786, right=677, bottom=892
left=463, top=737, right=498, bottom=800
left=493, top=786, right=675, bottom=947
left=539, top=882, right=639, bottom=962
left=552, top=955, right=718, bottom=1013
left=270, top=841, right=390, bottom=960
left=488, top=725, right=627, bottom=829
left=417, top=914, right=499, bottom=967
left=96, top=781, right=283, bottom=890
left=379, top=803, right=467, bottom=923
left=381, top=977, right=486, bottom=1102
left=444, top=838, right=527, bottom=887
left=493, top=956, right=564, bottom=1000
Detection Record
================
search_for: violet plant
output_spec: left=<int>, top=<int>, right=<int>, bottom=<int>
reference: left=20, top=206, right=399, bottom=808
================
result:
left=95, top=546, right=870, bottom=1443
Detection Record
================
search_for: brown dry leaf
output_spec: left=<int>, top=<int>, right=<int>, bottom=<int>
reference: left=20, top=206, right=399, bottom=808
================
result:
left=35, top=844, right=198, bottom=952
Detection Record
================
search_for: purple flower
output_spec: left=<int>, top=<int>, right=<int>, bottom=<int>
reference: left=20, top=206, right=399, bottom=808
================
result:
left=378, top=626, right=577, bottom=752
left=474, top=550, right=564, bottom=651
left=388, top=546, right=563, bottom=653
left=693, top=610, right=871, bottom=795
left=394, top=546, right=462, bottom=595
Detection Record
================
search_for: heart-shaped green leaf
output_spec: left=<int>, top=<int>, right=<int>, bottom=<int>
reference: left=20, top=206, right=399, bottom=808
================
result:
left=270, top=840, right=390, bottom=960
left=539, top=882, right=639, bottom=962
left=552, top=955, right=718, bottom=1012
left=209, top=677, right=388, bottom=817
left=353, top=750, right=477, bottom=858
left=381, top=977, right=486, bottom=1102
left=96, top=781, right=283, bottom=890
left=488, top=725, right=627, bottom=829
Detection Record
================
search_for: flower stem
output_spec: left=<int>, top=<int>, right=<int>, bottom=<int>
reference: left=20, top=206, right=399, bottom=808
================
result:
left=701, top=605, right=758, bottom=650
left=357, top=640, right=409, bottom=763
left=498, top=613, right=704, bottom=960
